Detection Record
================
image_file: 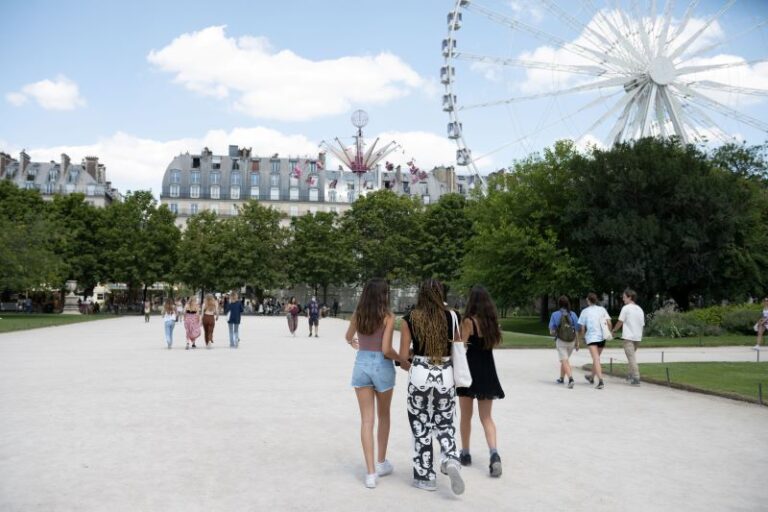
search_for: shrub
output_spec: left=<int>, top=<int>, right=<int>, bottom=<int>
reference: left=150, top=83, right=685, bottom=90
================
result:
left=686, top=306, right=727, bottom=326
left=645, top=310, right=722, bottom=338
left=721, top=308, right=762, bottom=335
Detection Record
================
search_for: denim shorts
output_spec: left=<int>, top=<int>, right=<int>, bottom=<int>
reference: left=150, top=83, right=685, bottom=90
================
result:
left=350, top=350, right=396, bottom=392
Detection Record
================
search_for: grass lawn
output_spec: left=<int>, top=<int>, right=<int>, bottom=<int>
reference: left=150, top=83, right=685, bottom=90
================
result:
left=602, top=362, right=768, bottom=403
left=0, top=313, right=119, bottom=334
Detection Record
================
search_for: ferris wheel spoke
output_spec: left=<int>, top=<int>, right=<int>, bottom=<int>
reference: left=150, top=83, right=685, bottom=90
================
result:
left=672, top=82, right=768, bottom=132
left=465, top=2, right=638, bottom=72
left=458, top=75, right=640, bottom=110
left=635, top=83, right=657, bottom=137
left=580, top=84, right=646, bottom=138
left=661, top=87, right=691, bottom=143
left=538, top=0, right=617, bottom=54
left=654, top=86, right=668, bottom=138
left=676, top=58, right=768, bottom=76
left=453, top=52, right=613, bottom=77
left=677, top=99, right=733, bottom=143
left=592, top=7, right=647, bottom=69
left=682, top=18, right=768, bottom=62
left=668, top=0, right=737, bottom=61
left=655, top=0, right=676, bottom=57
left=607, top=85, right=646, bottom=144
left=690, top=81, right=768, bottom=97
left=667, top=0, right=701, bottom=49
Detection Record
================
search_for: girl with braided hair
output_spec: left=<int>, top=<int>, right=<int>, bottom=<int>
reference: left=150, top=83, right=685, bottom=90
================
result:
left=398, top=279, right=465, bottom=495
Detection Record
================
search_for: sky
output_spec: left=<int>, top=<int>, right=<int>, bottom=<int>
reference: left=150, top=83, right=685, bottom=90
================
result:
left=1, top=0, right=767, bottom=196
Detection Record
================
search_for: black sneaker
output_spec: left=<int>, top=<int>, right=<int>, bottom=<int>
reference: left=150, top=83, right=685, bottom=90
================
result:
left=556, top=377, right=564, bottom=384
left=489, top=453, right=502, bottom=477
left=596, top=380, right=604, bottom=389
left=567, top=378, right=574, bottom=389
left=585, top=374, right=594, bottom=384
left=459, top=452, right=472, bottom=466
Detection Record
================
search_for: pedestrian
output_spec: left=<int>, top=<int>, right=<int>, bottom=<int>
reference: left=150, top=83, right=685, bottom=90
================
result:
left=162, top=298, right=176, bottom=349
left=332, top=299, right=339, bottom=317
left=202, top=294, right=219, bottom=348
left=143, top=300, right=151, bottom=323
left=307, top=296, right=320, bottom=337
left=548, top=295, right=581, bottom=389
left=226, top=291, right=245, bottom=349
left=345, top=278, right=406, bottom=489
left=578, top=293, right=612, bottom=389
left=612, top=289, right=645, bottom=385
left=285, top=296, right=299, bottom=336
left=184, top=296, right=202, bottom=350
left=175, top=299, right=184, bottom=322
left=397, top=278, right=465, bottom=495
left=456, top=285, right=505, bottom=477
left=753, top=297, right=768, bottom=351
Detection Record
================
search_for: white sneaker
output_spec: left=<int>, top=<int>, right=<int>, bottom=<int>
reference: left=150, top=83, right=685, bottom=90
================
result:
left=376, top=460, right=393, bottom=476
left=441, top=460, right=465, bottom=495
left=364, top=473, right=377, bottom=489
left=753, top=345, right=760, bottom=351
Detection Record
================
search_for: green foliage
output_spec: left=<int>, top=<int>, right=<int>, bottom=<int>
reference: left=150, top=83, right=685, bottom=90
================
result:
left=341, top=190, right=422, bottom=283
left=721, top=307, right=763, bottom=335
left=645, top=310, right=722, bottom=338
left=417, top=193, right=473, bottom=285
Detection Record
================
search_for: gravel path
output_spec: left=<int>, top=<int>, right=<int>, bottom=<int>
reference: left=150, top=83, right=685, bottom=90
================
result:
left=1, top=316, right=765, bottom=511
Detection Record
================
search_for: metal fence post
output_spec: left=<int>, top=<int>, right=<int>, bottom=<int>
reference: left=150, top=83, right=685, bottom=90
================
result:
left=665, top=367, right=671, bottom=387
left=610, top=357, right=613, bottom=375
left=661, top=351, right=665, bottom=363
left=759, top=383, right=763, bottom=405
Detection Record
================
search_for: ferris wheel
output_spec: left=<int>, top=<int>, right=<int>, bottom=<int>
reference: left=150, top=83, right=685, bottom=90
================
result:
left=442, top=0, right=768, bottom=186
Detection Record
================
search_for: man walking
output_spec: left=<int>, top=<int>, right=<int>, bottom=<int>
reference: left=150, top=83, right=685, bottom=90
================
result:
left=307, top=297, right=320, bottom=337
left=548, top=296, right=580, bottom=389
left=612, top=289, right=645, bottom=386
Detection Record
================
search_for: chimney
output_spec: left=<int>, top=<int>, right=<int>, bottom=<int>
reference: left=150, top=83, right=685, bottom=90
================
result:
left=20, top=150, right=30, bottom=175
left=0, top=152, right=12, bottom=176
left=228, top=145, right=239, bottom=158
left=97, top=164, right=106, bottom=183
left=84, top=156, right=99, bottom=179
left=61, top=153, right=71, bottom=174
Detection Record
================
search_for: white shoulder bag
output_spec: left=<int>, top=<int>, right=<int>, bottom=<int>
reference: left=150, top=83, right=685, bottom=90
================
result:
left=450, top=310, right=473, bottom=388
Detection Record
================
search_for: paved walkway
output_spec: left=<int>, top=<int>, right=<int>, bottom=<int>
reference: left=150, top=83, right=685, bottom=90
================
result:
left=0, top=316, right=766, bottom=511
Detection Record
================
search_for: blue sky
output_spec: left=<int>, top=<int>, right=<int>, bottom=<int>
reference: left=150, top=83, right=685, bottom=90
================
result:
left=2, top=0, right=766, bottom=195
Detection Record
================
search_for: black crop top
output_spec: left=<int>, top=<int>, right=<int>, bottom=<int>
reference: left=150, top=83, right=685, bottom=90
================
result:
left=402, top=309, right=459, bottom=357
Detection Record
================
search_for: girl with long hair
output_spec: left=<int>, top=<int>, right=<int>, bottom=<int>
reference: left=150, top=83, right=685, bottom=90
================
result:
left=345, top=278, right=407, bottom=489
left=201, top=294, right=219, bottom=348
left=456, top=285, right=505, bottom=477
left=398, top=279, right=464, bottom=495
left=285, top=296, right=299, bottom=336
left=162, top=298, right=176, bottom=349
left=184, top=296, right=201, bottom=350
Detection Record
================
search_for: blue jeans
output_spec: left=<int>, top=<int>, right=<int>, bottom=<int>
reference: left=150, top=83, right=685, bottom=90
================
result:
left=164, top=320, right=175, bottom=347
left=228, top=322, right=240, bottom=347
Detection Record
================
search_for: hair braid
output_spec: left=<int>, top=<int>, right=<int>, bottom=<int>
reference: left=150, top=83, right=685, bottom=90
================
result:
left=411, top=280, right=448, bottom=364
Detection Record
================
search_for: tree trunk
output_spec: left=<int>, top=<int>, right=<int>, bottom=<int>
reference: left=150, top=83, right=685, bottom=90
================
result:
left=539, top=293, right=550, bottom=324
left=142, top=284, right=148, bottom=305
left=322, top=284, right=328, bottom=306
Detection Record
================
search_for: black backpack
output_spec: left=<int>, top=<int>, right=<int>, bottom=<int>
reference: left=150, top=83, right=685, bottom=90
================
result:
left=556, top=312, right=577, bottom=342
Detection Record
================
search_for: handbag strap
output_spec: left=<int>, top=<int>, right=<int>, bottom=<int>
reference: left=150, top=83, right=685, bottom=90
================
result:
left=449, top=310, right=461, bottom=342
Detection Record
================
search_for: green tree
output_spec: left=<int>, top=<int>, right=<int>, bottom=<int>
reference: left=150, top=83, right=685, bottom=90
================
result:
left=416, top=193, right=473, bottom=286
left=341, top=190, right=423, bottom=283
left=175, top=210, right=222, bottom=298
left=287, top=211, right=354, bottom=303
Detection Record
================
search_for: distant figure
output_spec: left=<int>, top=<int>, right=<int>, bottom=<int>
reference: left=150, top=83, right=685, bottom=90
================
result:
left=578, top=293, right=611, bottom=389
left=162, top=298, right=176, bottom=349
left=285, top=296, right=299, bottom=336
left=143, top=300, right=151, bottom=323
left=184, top=296, right=202, bottom=350
left=456, top=285, right=505, bottom=477
left=307, top=297, right=320, bottom=337
left=332, top=299, right=340, bottom=318
left=612, top=289, right=645, bottom=385
left=753, top=296, right=768, bottom=351
left=175, top=300, right=183, bottom=322
left=226, top=291, right=244, bottom=349
left=548, top=295, right=581, bottom=388
left=202, top=294, right=219, bottom=348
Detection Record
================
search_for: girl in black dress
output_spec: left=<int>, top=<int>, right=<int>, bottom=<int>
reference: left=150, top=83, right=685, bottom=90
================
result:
left=456, top=285, right=505, bottom=477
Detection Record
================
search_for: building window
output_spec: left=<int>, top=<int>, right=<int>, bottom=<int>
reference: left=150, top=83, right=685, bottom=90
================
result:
left=232, top=160, right=239, bottom=170
left=169, top=203, right=178, bottom=214
left=309, top=188, right=319, bottom=202
left=231, top=186, right=240, bottom=200
left=328, top=190, right=337, bottom=203
left=170, top=184, right=180, bottom=198
left=191, top=171, right=201, bottom=184
left=190, top=203, right=198, bottom=214
left=308, top=161, right=317, bottom=173
left=231, top=171, right=241, bottom=186
left=86, top=184, right=96, bottom=196
left=290, top=176, right=299, bottom=187
left=210, top=171, right=221, bottom=185
left=270, top=174, right=280, bottom=187
left=192, top=157, right=200, bottom=168
left=271, top=160, right=280, bottom=173
left=24, top=182, right=36, bottom=190
left=250, top=172, right=259, bottom=186
left=44, top=183, right=54, bottom=194
left=290, top=206, right=299, bottom=217
left=170, top=170, right=181, bottom=183
left=27, top=168, right=37, bottom=181
left=190, top=185, right=200, bottom=198
left=68, top=169, right=79, bottom=183
left=212, top=156, right=221, bottom=170
left=290, top=187, right=299, bottom=200
left=48, top=169, right=58, bottom=182
left=251, top=159, right=260, bottom=172
left=270, top=187, right=280, bottom=200
left=250, top=186, right=259, bottom=198
left=210, top=185, right=220, bottom=199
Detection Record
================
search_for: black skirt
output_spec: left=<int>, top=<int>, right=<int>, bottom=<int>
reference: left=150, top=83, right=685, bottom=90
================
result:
left=456, top=344, right=505, bottom=400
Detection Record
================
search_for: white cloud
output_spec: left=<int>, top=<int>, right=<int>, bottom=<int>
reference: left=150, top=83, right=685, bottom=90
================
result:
left=508, top=1, right=544, bottom=23
left=6, top=75, right=86, bottom=110
left=147, top=25, right=429, bottom=122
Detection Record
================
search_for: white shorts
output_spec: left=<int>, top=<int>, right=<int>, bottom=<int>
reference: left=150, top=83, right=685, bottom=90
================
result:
left=555, top=338, right=576, bottom=361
